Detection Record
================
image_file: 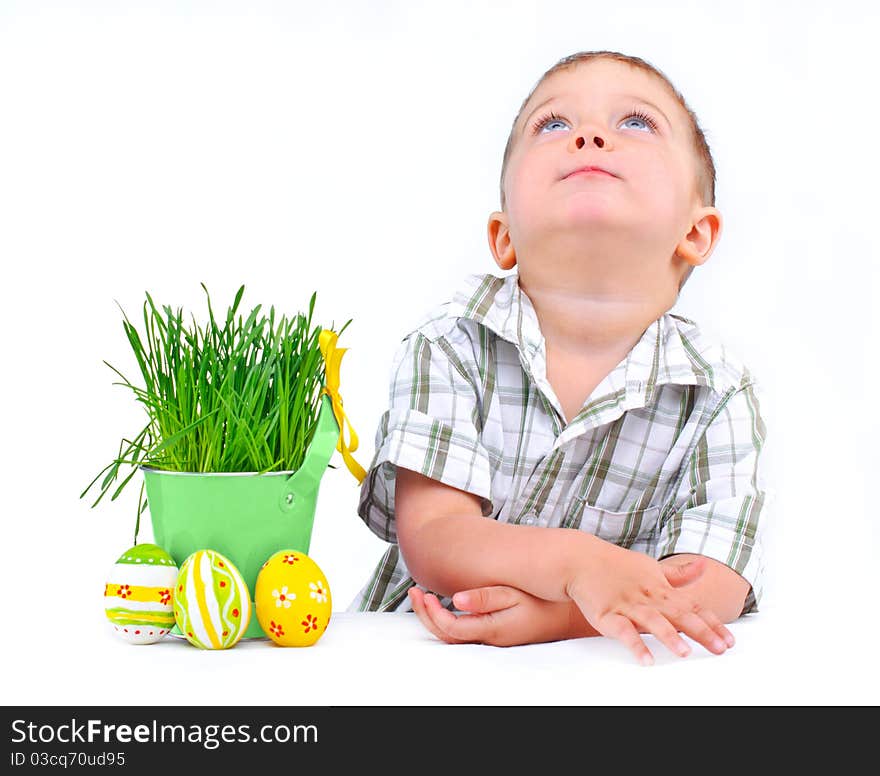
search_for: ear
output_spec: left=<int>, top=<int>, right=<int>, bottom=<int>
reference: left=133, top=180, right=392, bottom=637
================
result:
left=487, top=211, right=517, bottom=271
left=674, top=206, right=723, bottom=267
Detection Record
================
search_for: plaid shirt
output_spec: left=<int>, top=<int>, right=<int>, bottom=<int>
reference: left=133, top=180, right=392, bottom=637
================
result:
left=350, top=272, right=772, bottom=617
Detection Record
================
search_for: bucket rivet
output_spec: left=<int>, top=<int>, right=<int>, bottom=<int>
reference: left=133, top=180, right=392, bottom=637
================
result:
left=285, top=493, right=294, bottom=505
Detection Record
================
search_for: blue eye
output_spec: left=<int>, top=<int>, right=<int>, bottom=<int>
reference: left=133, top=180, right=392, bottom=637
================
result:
left=620, top=110, right=659, bottom=132
left=530, top=107, right=659, bottom=134
left=530, top=111, right=568, bottom=134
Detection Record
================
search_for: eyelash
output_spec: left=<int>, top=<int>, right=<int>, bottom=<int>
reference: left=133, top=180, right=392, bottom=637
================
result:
left=529, top=107, right=660, bottom=134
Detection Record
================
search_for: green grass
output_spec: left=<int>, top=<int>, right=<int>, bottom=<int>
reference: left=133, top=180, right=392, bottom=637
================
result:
left=80, top=283, right=351, bottom=537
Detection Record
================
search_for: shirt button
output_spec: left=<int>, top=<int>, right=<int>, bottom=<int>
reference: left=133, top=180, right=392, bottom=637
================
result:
left=522, top=513, right=537, bottom=526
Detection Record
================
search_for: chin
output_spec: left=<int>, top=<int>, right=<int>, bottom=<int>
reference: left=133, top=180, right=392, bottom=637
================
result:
left=557, top=193, right=624, bottom=224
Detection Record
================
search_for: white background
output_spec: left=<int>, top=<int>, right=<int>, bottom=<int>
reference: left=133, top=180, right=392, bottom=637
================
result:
left=1, top=0, right=877, bottom=705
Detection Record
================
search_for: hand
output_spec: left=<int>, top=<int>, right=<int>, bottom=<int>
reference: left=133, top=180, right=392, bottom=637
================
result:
left=407, top=584, right=573, bottom=647
left=566, top=542, right=736, bottom=665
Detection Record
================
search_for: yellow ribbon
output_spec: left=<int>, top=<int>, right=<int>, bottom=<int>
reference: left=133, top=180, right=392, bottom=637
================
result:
left=318, top=329, right=367, bottom=484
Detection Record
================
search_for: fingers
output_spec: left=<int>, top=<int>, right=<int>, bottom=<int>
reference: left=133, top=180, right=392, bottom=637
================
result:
left=408, top=587, right=470, bottom=644
left=411, top=584, right=736, bottom=663
left=628, top=606, right=692, bottom=658
left=453, top=585, right=519, bottom=614
left=624, top=595, right=736, bottom=658
left=701, top=605, right=736, bottom=648
left=572, top=585, right=736, bottom=665
left=597, top=605, right=734, bottom=664
left=424, top=590, right=505, bottom=643
left=669, top=603, right=736, bottom=654
left=408, top=587, right=505, bottom=645
left=663, top=556, right=706, bottom=587
left=596, top=612, right=656, bottom=667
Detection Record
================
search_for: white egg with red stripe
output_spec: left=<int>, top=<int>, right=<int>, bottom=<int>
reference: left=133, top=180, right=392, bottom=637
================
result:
left=104, top=543, right=178, bottom=644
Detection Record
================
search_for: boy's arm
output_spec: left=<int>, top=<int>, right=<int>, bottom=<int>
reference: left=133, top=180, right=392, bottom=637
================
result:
left=398, top=461, right=748, bottom=623
left=564, top=555, right=748, bottom=639
left=657, top=554, right=751, bottom=623
left=395, top=466, right=594, bottom=603
left=654, top=382, right=770, bottom=619
left=397, top=466, right=735, bottom=659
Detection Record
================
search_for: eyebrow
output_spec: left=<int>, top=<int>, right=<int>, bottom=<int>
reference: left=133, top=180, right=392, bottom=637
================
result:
left=520, top=93, right=673, bottom=135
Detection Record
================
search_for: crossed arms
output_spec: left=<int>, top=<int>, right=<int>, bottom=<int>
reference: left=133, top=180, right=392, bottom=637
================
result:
left=396, top=466, right=749, bottom=665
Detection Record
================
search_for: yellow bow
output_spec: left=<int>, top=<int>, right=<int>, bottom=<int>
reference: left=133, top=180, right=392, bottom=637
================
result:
left=318, top=329, right=367, bottom=484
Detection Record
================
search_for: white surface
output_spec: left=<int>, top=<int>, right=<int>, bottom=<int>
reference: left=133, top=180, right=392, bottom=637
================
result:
left=6, top=602, right=877, bottom=706
left=1, top=0, right=878, bottom=705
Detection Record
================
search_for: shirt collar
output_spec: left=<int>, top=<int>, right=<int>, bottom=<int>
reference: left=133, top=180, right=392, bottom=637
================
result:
left=448, top=272, right=726, bottom=407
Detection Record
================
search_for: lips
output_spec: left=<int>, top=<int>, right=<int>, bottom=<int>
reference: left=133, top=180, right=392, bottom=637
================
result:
left=564, top=165, right=617, bottom=179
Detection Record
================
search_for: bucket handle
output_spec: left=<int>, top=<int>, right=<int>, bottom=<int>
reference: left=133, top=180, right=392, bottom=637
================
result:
left=284, top=392, right=340, bottom=493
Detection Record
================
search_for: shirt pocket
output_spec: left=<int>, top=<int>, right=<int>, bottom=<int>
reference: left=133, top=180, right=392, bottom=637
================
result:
left=562, top=496, right=661, bottom=549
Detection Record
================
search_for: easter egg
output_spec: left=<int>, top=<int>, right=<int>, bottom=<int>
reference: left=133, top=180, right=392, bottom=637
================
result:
left=173, top=549, right=251, bottom=649
left=255, top=550, right=332, bottom=647
left=104, top=543, right=178, bottom=644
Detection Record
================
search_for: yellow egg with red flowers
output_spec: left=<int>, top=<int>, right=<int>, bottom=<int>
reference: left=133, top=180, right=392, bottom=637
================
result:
left=255, top=550, right=331, bottom=647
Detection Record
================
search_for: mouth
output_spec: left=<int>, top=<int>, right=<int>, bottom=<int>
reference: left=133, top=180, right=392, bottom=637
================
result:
left=564, top=166, right=617, bottom=180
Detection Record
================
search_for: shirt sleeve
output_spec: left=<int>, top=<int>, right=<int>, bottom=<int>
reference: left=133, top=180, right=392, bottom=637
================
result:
left=655, top=381, right=772, bottom=616
left=357, top=330, right=494, bottom=544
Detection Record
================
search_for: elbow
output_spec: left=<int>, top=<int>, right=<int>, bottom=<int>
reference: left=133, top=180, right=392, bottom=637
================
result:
left=397, top=517, right=442, bottom=593
left=393, top=466, right=489, bottom=596
left=719, top=584, right=752, bottom=624
left=398, top=516, right=465, bottom=598
left=712, top=579, right=752, bottom=624
left=661, top=553, right=751, bottom=623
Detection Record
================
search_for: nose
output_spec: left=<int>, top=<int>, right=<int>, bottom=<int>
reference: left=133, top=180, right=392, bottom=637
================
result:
left=575, top=135, right=605, bottom=149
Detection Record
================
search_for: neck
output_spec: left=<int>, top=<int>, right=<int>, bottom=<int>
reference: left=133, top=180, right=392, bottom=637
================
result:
left=517, top=273, right=668, bottom=360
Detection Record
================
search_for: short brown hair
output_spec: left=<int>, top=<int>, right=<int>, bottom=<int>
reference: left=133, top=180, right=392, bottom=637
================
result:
left=499, top=51, right=717, bottom=291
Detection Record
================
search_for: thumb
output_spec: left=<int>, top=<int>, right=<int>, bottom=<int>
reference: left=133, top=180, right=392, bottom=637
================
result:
left=453, top=585, right=520, bottom=614
left=663, top=556, right=706, bottom=588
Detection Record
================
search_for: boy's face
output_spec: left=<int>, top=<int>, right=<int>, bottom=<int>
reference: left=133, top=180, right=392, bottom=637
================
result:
left=491, top=59, right=719, bottom=296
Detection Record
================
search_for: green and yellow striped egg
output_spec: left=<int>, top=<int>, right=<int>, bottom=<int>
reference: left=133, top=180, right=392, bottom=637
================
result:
left=173, top=550, right=251, bottom=649
left=104, top=543, right=178, bottom=644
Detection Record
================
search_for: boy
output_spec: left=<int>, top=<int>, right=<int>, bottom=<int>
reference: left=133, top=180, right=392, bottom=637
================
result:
left=350, top=51, right=771, bottom=666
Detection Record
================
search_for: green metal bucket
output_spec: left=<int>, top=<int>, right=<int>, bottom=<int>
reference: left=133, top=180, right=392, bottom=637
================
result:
left=140, top=393, right=340, bottom=639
